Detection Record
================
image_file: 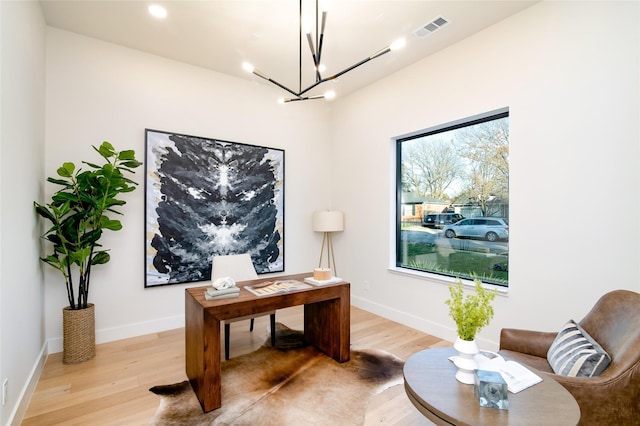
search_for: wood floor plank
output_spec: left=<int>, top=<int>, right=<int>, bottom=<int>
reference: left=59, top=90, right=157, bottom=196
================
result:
left=22, top=306, right=450, bottom=425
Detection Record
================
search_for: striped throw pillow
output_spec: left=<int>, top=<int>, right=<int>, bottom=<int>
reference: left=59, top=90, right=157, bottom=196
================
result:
left=547, top=320, right=611, bottom=377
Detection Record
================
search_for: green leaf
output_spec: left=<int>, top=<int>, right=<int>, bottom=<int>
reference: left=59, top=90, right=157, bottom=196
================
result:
left=45, top=234, right=62, bottom=245
left=120, top=176, right=139, bottom=185
left=34, top=202, right=56, bottom=222
left=41, top=254, right=61, bottom=265
left=83, top=161, right=102, bottom=170
left=117, top=186, right=136, bottom=194
left=57, top=162, right=75, bottom=178
left=46, top=177, right=72, bottom=186
left=96, top=141, right=115, bottom=159
left=121, top=159, right=143, bottom=169
left=54, top=200, right=72, bottom=216
left=52, top=192, right=80, bottom=204
left=104, top=198, right=126, bottom=208
left=81, top=228, right=103, bottom=245
left=118, top=150, right=136, bottom=161
left=70, top=247, right=92, bottom=265
left=101, top=163, right=115, bottom=179
left=92, top=251, right=110, bottom=265
left=100, top=216, right=122, bottom=231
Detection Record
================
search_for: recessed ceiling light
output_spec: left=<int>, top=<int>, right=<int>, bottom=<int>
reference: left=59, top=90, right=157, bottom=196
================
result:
left=148, top=4, right=167, bottom=19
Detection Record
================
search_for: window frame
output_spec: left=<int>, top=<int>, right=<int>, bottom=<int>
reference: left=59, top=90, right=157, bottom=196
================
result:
left=393, top=108, right=509, bottom=287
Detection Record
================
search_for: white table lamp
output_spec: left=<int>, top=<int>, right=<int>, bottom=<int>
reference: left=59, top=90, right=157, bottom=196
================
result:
left=312, top=210, right=344, bottom=277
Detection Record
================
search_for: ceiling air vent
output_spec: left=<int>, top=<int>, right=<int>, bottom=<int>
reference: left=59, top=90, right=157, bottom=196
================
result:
left=414, top=16, right=449, bottom=38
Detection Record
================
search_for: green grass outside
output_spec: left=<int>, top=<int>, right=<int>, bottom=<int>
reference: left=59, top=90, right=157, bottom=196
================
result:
left=400, top=242, right=508, bottom=286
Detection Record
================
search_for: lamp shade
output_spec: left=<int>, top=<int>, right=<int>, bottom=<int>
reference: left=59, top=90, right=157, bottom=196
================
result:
left=312, top=210, right=344, bottom=232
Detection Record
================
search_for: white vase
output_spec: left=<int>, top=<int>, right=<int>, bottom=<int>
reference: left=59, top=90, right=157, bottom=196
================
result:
left=453, top=336, right=479, bottom=384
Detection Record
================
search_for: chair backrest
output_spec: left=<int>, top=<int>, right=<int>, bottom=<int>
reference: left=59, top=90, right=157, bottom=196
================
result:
left=580, top=289, right=640, bottom=372
left=211, top=253, right=258, bottom=282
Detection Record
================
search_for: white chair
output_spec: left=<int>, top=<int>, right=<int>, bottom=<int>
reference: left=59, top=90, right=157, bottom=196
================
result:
left=211, top=253, right=276, bottom=360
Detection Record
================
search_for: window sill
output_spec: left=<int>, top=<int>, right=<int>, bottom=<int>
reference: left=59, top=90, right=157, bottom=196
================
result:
left=387, top=266, right=509, bottom=295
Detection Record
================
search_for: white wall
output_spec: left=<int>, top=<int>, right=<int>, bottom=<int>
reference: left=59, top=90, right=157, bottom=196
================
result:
left=44, top=28, right=334, bottom=351
left=0, top=1, right=46, bottom=424
left=333, top=1, right=640, bottom=349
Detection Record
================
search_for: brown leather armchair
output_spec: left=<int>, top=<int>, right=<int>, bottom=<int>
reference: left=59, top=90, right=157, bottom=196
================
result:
left=499, top=290, right=640, bottom=426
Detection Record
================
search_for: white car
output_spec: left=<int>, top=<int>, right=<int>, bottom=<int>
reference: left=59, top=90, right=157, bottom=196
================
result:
left=442, top=218, right=509, bottom=242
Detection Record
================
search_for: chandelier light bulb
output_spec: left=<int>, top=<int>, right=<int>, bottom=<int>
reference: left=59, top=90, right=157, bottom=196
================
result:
left=324, top=90, right=336, bottom=100
left=317, top=64, right=327, bottom=73
left=242, top=62, right=255, bottom=73
left=148, top=4, right=167, bottom=19
left=390, top=38, right=407, bottom=51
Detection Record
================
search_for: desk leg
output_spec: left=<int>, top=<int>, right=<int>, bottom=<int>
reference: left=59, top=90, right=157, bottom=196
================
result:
left=185, top=292, right=222, bottom=412
left=304, top=285, right=350, bottom=362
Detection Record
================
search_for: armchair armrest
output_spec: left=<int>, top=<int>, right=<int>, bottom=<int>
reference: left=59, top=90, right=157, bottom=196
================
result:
left=499, top=328, right=556, bottom=358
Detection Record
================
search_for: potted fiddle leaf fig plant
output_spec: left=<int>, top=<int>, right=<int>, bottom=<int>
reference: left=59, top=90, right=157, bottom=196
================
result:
left=34, top=141, right=142, bottom=364
left=445, top=279, right=498, bottom=384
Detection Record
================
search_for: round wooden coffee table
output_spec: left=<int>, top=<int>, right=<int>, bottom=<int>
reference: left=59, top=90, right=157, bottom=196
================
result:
left=404, top=348, right=580, bottom=425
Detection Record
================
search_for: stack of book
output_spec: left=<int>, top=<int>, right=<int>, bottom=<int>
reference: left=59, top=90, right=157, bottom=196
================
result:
left=204, top=277, right=240, bottom=301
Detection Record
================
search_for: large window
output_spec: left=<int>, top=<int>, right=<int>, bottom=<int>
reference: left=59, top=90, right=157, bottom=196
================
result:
left=396, top=109, right=509, bottom=286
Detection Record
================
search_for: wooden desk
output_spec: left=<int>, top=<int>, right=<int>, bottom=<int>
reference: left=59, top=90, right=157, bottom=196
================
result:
left=185, top=273, right=350, bottom=412
left=404, top=348, right=580, bottom=426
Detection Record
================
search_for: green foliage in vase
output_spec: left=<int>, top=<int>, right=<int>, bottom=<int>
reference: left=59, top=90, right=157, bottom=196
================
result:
left=34, top=142, right=142, bottom=310
left=445, top=279, right=498, bottom=341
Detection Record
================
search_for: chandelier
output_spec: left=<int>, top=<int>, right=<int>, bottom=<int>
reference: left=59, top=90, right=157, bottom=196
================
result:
left=242, top=0, right=406, bottom=103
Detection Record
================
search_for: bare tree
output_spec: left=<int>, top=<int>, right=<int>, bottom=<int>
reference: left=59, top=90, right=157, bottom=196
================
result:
left=456, top=118, right=509, bottom=216
left=402, top=138, right=461, bottom=200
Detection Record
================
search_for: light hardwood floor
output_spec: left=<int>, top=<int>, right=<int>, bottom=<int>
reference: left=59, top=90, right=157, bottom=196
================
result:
left=22, top=306, right=450, bottom=425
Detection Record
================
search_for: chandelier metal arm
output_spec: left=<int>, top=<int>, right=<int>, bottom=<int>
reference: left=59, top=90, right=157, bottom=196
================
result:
left=316, top=33, right=324, bottom=77
left=315, top=7, right=327, bottom=82
left=305, top=32, right=321, bottom=81
left=252, top=71, right=302, bottom=98
left=324, top=56, right=378, bottom=82
left=295, top=45, right=393, bottom=97
left=282, top=93, right=325, bottom=103
left=298, top=0, right=303, bottom=93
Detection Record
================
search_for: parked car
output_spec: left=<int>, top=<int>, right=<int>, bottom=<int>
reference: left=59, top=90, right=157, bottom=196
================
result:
left=442, top=218, right=509, bottom=241
left=422, top=213, right=464, bottom=229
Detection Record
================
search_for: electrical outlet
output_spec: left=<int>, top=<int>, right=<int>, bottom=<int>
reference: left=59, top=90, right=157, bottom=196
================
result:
left=2, top=378, right=8, bottom=406
left=364, top=280, right=370, bottom=290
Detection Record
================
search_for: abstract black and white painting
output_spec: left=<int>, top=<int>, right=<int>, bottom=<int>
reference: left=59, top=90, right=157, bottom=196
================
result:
left=144, top=129, right=284, bottom=287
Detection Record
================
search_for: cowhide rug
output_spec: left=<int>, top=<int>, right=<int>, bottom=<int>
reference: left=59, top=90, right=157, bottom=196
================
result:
left=150, top=324, right=404, bottom=425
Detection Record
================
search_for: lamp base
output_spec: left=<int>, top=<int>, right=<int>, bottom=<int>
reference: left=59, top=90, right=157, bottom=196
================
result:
left=313, top=268, right=331, bottom=280
left=304, top=276, right=343, bottom=286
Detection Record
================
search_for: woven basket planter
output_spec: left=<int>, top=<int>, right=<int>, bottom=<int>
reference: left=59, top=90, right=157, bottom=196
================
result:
left=62, top=303, right=96, bottom=364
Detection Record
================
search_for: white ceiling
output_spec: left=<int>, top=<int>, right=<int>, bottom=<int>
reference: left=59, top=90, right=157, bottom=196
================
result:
left=40, top=0, right=537, bottom=100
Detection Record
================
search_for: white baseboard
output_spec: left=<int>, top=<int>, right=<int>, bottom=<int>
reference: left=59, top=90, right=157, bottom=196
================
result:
left=47, top=314, right=185, bottom=354
left=351, top=294, right=455, bottom=342
left=350, top=294, right=498, bottom=350
left=9, top=342, right=48, bottom=426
